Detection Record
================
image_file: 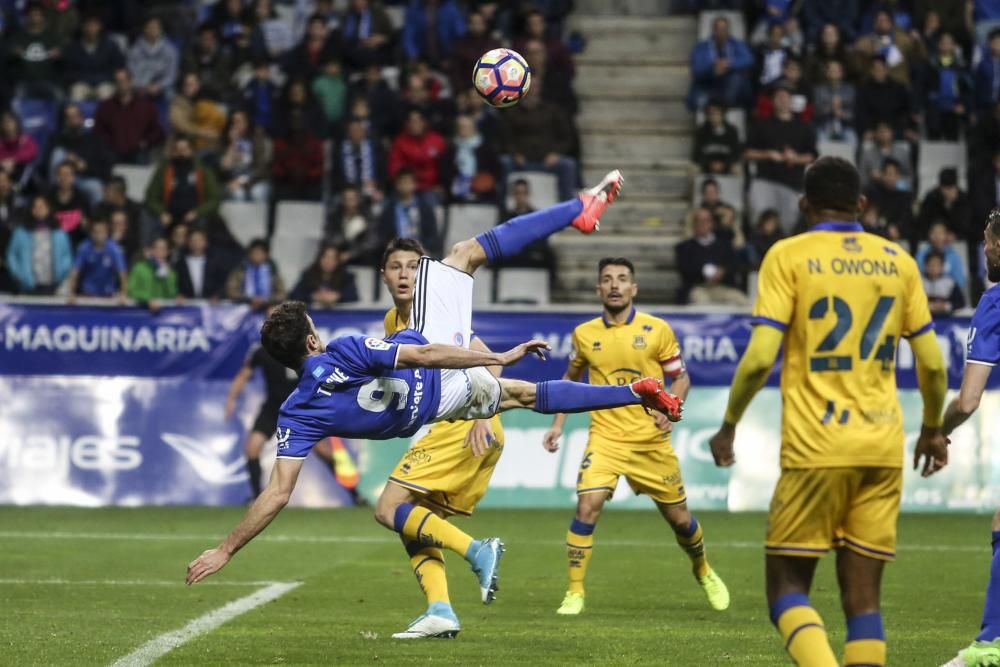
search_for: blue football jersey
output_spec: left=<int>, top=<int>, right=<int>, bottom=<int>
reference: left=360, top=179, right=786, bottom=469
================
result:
left=969, top=285, right=1000, bottom=367
left=275, top=330, right=441, bottom=458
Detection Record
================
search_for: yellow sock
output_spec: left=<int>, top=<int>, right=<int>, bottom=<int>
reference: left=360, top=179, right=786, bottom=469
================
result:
left=772, top=595, right=838, bottom=667
left=844, top=612, right=886, bottom=666
left=567, top=519, right=595, bottom=594
left=406, top=544, right=449, bottom=604
left=398, top=504, right=473, bottom=557
left=675, top=516, right=711, bottom=578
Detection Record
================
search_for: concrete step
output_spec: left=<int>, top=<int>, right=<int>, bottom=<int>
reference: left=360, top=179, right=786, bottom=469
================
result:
left=573, top=18, right=696, bottom=60
left=577, top=95, right=690, bottom=126
left=576, top=53, right=687, bottom=67
left=572, top=0, right=673, bottom=15
left=571, top=15, right=696, bottom=35
left=582, top=130, right=692, bottom=163
left=595, top=198, right=688, bottom=231
left=575, top=63, right=689, bottom=97
left=551, top=232, right=677, bottom=260
left=584, top=164, right=690, bottom=197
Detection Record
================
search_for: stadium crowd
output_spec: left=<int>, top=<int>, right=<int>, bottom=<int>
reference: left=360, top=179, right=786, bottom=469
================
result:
left=0, top=0, right=574, bottom=307
left=682, top=0, right=1000, bottom=309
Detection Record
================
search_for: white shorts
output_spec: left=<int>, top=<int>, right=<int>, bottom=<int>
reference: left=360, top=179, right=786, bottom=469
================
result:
left=435, top=367, right=503, bottom=421
left=412, top=257, right=474, bottom=348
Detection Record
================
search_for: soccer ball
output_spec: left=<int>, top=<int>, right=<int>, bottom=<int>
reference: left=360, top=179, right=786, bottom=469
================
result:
left=472, top=48, right=531, bottom=108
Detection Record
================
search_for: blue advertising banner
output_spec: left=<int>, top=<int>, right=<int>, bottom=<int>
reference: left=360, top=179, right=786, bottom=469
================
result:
left=0, top=303, right=990, bottom=509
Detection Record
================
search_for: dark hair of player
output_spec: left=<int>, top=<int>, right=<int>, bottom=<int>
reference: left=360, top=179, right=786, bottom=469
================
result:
left=802, top=156, right=861, bottom=215
left=260, top=301, right=312, bottom=370
left=987, top=208, right=1000, bottom=238
left=381, top=237, right=427, bottom=269
left=598, top=257, right=635, bottom=278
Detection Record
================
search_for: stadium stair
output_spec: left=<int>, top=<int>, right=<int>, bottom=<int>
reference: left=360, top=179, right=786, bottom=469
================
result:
left=559, top=12, right=696, bottom=303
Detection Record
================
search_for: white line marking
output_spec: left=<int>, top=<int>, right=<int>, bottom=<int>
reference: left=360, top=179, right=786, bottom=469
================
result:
left=0, top=531, right=987, bottom=553
left=0, top=578, right=285, bottom=587
left=109, top=581, right=300, bottom=667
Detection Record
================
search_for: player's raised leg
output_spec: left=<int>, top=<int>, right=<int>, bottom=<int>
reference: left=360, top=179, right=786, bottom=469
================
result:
left=498, top=376, right=683, bottom=420
left=768, top=555, right=839, bottom=667
left=440, top=170, right=624, bottom=275
left=374, top=482, right=504, bottom=606
left=655, top=502, right=729, bottom=611
left=941, top=509, right=1000, bottom=667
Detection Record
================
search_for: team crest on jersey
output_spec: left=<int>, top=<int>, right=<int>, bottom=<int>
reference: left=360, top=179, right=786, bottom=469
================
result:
left=365, top=337, right=392, bottom=351
left=842, top=237, right=862, bottom=253
left=632, top=335, right=647, bottom=350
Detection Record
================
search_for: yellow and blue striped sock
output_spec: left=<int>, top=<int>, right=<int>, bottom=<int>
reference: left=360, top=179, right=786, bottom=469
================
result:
left=844, top=612, right=885, bottom=666
left=393, top=503, right=473, bottom=557
left=770, top=593, right=838, bottom=667
left=403, top=540, right=449, bottom=605
left=674, top=515, right=710, bottom=578
left=567, top=518, right=595, bottom=594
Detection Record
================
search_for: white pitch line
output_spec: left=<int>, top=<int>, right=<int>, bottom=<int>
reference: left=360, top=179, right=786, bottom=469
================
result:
left=0, top=578, right=285, bottom=587
left=109, top=581, right=300, bottom=667
left=0, top=530, right=988, bottom=553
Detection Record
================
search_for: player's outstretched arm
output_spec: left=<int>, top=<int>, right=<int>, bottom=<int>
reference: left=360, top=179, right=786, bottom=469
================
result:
left=186, top=457, right=304, bottom=585
left=910, top=331, right=949, bottom=477
left=943, top=362, right=992, bottom=435
left=708, top=325, right=783, bottom=467
left=395, top=340, right=551, bottom=370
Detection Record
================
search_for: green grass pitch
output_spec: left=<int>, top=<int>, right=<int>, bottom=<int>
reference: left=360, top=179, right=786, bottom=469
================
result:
left=0, top=507, right=987, bottom=665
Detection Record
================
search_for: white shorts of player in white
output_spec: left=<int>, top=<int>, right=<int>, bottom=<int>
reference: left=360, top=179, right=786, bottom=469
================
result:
left=410, top=256, right=502, bottom=422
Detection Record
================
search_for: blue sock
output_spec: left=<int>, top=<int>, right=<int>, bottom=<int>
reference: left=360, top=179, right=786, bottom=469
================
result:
left=427, top=600, right=457, bottom=620
left=393, top=502, right=416, bottom=533
left=535, top=380, right=639, bottom=414
left=570, top=518, right=595, bottom=535
left=475, top=199, right=582, bottom=264
left=846, top=612, right=884, bottom=642
left=678, top=515, right=700, bottom=538
left=464, top=539, right=483, bottom=561
left=977, top=531, right=1000, bottom=641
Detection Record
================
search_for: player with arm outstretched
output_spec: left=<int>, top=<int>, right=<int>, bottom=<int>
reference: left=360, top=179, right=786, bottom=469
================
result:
left=940, top=210, right=1000, bottom=667
left=707, top=157, right=948, bottom=667
left=186, top=170, right=684, bottom=596
left=542, top=257, right=728, bottom=617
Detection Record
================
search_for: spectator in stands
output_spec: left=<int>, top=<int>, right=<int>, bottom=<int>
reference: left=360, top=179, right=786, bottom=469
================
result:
left=333, top=118, right=384, bottom=202
left=242, top=59, right=279, bottom=133
left=0, top=112, right=39, bottom=184
left=920, top=32, right=970, bottom=141
left=402, top=0, right=466, bottom=66
left=95, top=176, right=147, bottom=254
left=699, top=177, right=734, bottom=216
left=182, top=24, right=236, bottom=104
left=922, top=248, right=965, bottom=317
left=128, top=236, right=179, bottom=311
left=854, top=9, right=925, bottom=87
left=693, top=100, right=741, bottom=174
left=0, top=171, right=17, bottom=232
left=864, top=157, right=914, bottom=241
left=687, top=16, right=754, bottom=111
left=676, top=206, right=748, bottom=305
left=448, top=11, right=501, bottom=92
left=169, top=72, right=227, bottom=152
left=516, top=8, right=575, bottom=81
left=388, top=108, right=447, bottom=199
left=745, top=85, right=817, bottom=231
left=326, top=186, right=377, bottom=264
left=974, top=0, right=1000, bottom=45
left=9, top=3, right=64, bottom=99
left=915, top=221, right=967, bottom=291
left=167, top=221, right=190, bottom=265
left=746, top=208, right=784, bottom=268
left=128, top=16, right=179, bottom=103
left=95, top=68, right=165, bottom=164
left=64, top=13, right=125, bottom=102
left=7, top=195, right=73, bottom=295
left=498, top=88, right=577, bottom=201
left=456, top=87, right=502, bottom=150
left=975, top=29, right=1000, bottom=113
left=376, top=168, right=442, bottom=256
left=275, top=78, right=328, bottom=139
left=801, top=0, right=861, bottom=43
left=918, top=167, right=971, bottom=242
left=312, top=59, right=348, bottom=133
left=398, top=72, right=457, bottom=136
left=352, top=66, right=400, bottom=140
left=754, top=57, right=814, bottom=122
left=501, top=177, right=555, bottom=272
left=914, top=1, right=969, bottom=51
left=49, top=103, right=112, bottom=206
left=444, top=113, right=499, bottom=203
left=219, top=110, right=271, bottom=203
left=749, top=1, right=795, bottom=46
left=856, top=56, right=915, bottom=140
left=49, top=162, right=91, bottom=246
left=341, top=0, right=394, bottom=71
left=225, top=238, right=286, bottom=308
left=271, top=113, right=324, bottom=202
left=290, top=242, right=359, bottom=306
left=250, top=0, right=295, bottom=61
left=813, top=60, right=857, bottom=144
left=285, top=14, right=339, bottom=84
left=145, top=135, right=223, bottom=229
left=109, top=208, right=139, bottom=263
left=714, top=200, right=745, bottom=250
left=805, top=23, right=854, bottom=84
left=175, top=226, right=227, bottom=299
left=65, top=218, right=127, bottom=301
left=858, top=121, right=913, bottom=186
left=756, top=22, right=791, bottom=89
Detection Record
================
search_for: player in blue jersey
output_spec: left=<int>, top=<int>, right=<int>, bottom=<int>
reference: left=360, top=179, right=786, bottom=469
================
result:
left=941, top=209, right=1000, bottom=667
left=186, top=171, right=685, bottom=604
